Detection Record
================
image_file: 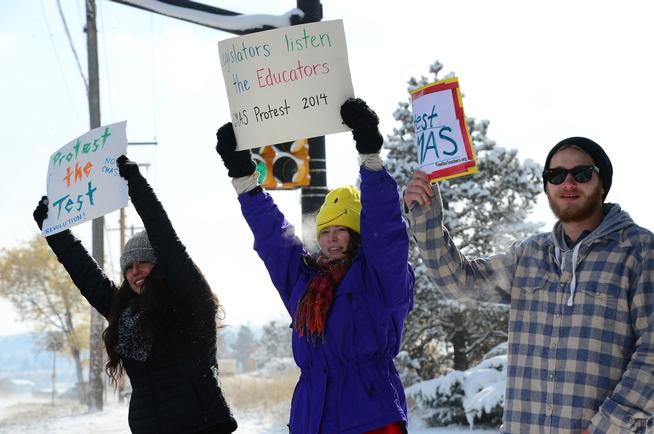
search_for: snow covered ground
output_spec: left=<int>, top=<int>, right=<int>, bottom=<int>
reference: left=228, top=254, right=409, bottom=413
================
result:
left=0, top=394, right=497, bottom=434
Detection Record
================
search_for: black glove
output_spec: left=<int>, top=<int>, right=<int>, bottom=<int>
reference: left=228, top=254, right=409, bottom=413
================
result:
left=215, top=123, right=256, bottom=178
left=33, top=196, right=49, bottom=230
left=340, top=98, right=384, bottom=154
left=117, top=155, right=140, bottom=180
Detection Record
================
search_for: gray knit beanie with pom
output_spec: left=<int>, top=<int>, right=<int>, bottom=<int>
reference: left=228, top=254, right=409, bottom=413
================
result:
left=119, top=230, right=157, bottom=275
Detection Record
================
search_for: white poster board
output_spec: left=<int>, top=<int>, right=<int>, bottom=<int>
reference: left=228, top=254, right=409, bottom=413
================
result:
left=410, top=78, right=477, bottom=182
left=41, top=121, right=128, bottom=236
left=218, top=19, right=354, bottom=150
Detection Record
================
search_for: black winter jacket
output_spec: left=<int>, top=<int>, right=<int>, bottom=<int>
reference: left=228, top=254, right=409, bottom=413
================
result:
left=45, top=171, right=237, bottom=434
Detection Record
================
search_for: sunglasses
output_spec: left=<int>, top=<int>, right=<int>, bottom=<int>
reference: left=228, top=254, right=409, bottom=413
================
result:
left=543, top=165, right=599, bottom=185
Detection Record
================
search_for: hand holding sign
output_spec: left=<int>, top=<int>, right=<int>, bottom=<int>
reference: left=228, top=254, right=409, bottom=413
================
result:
left=117, top=155, right=141, bottom=180
left=403, top=170, right=434, bottom=209
left=33, top=196, right=49, bottom=231
left=215, top=123, right=257, bottom=178
left=40, top=121, right=128, bottom=236
left=411, top=78, right=477, bottom=182
left=340, top=98, right=383, bottom=154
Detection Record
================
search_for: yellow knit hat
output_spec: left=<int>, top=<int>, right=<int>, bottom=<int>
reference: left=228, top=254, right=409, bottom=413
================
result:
left=315, top=185, right=362, bottom=239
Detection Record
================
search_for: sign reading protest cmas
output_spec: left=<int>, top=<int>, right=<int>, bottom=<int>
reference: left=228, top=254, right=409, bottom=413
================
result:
left=41, top=121, right=128, bottom=237
left=218, top=19, right=354, bottom=150
left=411, top=78, right=478, bottom=182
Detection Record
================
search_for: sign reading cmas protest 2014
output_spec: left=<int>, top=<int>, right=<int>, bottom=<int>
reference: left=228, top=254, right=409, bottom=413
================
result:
left=218, top=19, right=354, bottom=150
left=410, top=78, right=478, bottom=182
left=41, top=121, right=128, bottom=237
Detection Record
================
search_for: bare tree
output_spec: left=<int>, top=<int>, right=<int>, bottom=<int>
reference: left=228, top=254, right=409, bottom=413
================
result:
left=0, top=235, right=89, bottom=403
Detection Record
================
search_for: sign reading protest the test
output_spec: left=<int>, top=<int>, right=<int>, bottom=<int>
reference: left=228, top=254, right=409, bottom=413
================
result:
left=41, top=121, right=128, bottom=237
left=411, top=78, right=477, bottom=182
left=218, top=19, right=354, bottom=150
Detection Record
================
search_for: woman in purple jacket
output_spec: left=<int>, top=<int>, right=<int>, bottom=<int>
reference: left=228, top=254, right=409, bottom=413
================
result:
left=216, top=99, right=414, bottom=434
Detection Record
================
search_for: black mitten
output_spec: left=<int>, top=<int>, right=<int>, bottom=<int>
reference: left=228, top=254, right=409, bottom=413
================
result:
left=117, top=155, right=140, bottom=180
left=33, top=196, right=49, bottom=230
left=340, top=98, right=384, bottom=154
left=215, top=123, right=256, bottom=178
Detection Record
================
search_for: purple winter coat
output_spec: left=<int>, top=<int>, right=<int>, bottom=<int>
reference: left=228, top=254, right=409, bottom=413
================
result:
left=239, top=167, right=414, bottom=434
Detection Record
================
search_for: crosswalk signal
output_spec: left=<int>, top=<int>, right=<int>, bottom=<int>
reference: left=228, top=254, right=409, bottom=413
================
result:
left=251, top=139, right=310, bottom=190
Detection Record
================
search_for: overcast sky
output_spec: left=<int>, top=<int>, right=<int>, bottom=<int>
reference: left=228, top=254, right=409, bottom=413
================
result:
left=2, top=0, right=653, bottom=335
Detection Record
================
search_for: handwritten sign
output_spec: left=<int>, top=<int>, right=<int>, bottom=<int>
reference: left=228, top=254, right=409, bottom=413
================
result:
left=41, top=121, right=128, bottom=236
left=410, top=78, right=477, bottom=182
left=218, top=19, right=354, bottom=150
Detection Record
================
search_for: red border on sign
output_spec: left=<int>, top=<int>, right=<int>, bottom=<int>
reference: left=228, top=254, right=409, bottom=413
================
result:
left=411, top=79, right=476, bottom=181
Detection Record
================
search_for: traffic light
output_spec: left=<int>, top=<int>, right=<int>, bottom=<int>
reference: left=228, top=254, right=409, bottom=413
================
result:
left=251, top=139, right=310, bottom=189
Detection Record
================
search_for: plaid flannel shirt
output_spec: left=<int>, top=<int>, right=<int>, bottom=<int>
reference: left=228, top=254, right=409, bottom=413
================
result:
left=405, top=183, right=654, bottom=434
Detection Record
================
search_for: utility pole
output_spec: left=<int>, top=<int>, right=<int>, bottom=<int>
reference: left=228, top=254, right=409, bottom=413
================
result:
left=118, top=143, right=155, bottom=254
left=46, top=331, right=64, bottom=406
left=294, top=0, right=326, bottom=245
left=86, top=0, right=105, bottom=412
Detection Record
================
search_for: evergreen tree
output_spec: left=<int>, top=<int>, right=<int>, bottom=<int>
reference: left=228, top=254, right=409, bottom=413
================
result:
left=259, top=320, right=292, bottom=360
left=386, top=61, right=543, bottom=382
left=230, top=324, right=257, bottom=371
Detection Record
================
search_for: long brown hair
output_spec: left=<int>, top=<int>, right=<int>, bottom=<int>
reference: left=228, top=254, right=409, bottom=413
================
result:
left=344, top=228, right=361, bottom=259
left=102, top=265, right=221, bottom=387
left=102, top=279, right=136, bottom=386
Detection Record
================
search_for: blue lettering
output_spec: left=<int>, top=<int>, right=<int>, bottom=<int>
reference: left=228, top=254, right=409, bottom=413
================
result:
left=439, top=126, right=458, bottom=156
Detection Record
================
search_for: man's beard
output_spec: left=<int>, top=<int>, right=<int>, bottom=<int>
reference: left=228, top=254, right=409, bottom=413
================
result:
left=548, top=185, right=603, bottom=223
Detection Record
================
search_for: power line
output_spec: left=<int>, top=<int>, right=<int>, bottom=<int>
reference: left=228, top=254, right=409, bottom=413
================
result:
left=39, top=0, right=83, bottom=128
left=97, top=0, right=115, bottom=120
left=149, top=14, right=158, bottom=141
left=56, top=0, right=88, bottom=95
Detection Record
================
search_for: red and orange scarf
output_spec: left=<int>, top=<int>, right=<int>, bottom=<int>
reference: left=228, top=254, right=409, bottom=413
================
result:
left=293, top=256, right=351, bottom=342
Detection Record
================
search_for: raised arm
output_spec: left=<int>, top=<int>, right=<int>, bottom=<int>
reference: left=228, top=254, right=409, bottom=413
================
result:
left=33, top=196, right=115, bottom=317
left=404, top=172, right=514, bottom=304
left=340, top=98, right=413, bottom=307
left=116, top=156, right=205, bottom=292
left=215, top=123, right=310, bottom=312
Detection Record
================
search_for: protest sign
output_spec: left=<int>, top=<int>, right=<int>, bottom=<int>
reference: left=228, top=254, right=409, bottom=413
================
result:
left=410, top=78, right=477, bottom=182
left=41, top=121, right=128, bottom=236
left=218, top=19, right=354, bottom=150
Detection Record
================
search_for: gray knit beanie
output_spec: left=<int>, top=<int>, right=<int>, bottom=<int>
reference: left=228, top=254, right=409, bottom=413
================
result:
left=120, top=230, right=157, bottom=275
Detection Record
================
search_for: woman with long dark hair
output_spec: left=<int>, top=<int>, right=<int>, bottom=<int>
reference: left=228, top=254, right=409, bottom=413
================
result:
left=215, top=98, right=414, bottom=434
left=33, top=156, right=237, bottom=434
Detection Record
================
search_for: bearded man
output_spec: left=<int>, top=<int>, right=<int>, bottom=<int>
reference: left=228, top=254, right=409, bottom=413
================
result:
left=403, top=137, right=654, bottom=433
